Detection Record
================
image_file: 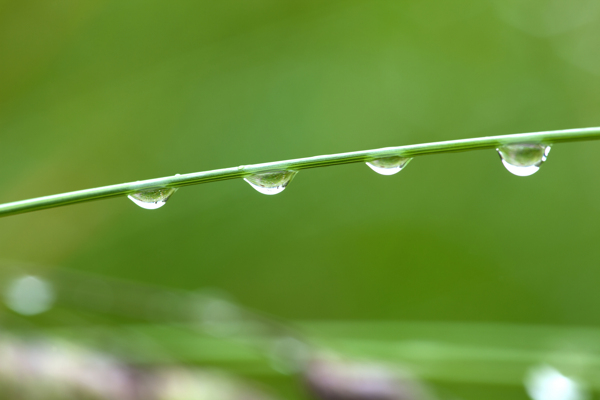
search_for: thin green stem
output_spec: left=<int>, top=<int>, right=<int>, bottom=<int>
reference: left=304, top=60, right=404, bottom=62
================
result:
left=2, top=126, right=600, bottom=218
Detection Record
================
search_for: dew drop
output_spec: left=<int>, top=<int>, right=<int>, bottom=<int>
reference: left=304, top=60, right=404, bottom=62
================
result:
left=497, top=143, right=551, bottom=177
left=244, top=170, right=297, bottom=195
left=127, top=187, right=177, bottom=209
left=366, top=156, right=412, bottom=176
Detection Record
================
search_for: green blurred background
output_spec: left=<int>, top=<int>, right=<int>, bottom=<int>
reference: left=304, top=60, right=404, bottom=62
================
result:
left=2, top=0, right=600, bottom=398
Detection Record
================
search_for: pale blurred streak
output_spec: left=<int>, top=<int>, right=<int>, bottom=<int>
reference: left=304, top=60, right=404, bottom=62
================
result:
left=492, top=0, right=600, bottom=37
left=0, top=334, right=279, bottom=400
left=304, top=354, right=433, bottom=400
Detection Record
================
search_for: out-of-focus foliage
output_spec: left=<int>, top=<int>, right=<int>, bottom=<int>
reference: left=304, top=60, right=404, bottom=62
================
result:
left=0, top=332, right=280, bottom=400
left=2, top=0, right=600, bottom=399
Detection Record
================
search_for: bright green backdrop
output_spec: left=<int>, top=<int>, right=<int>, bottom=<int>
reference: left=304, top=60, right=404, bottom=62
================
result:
left=2, top=1, right=600, bottom=399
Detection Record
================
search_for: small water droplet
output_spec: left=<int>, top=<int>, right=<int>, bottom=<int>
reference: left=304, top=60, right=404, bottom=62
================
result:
left=366, top=156, right=412, bottom=175
left=128, top=188, right=177, bottom=209
left=497, top=143, right=551, bottom=177
left=244, top=170, right=297, bottom=195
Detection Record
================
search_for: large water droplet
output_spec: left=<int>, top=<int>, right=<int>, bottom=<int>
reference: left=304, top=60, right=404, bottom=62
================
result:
left=497, top=143, right=551, bottom=177
left=128, top=187, right=177, bottom=209
left=244, top=170, right=297, bottom=195
left=366, top=156, right=412, bottom=175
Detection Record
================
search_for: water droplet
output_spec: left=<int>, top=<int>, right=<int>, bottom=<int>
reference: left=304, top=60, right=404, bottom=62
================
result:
left=497, top=143, right=551, bottom=177
left=366, top=156, right=412, bottom=175
left=4, top=275, right=55, bottom=315
left=244, top=170, right=297, bottom=195
left=127, top=188, right=177, bottom=209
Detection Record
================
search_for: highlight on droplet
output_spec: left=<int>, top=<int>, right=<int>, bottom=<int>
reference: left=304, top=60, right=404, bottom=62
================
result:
left=496, top=143, right=551, bottom=177
left=366, top=156, right=412, bottom=176
left=128, top=187, right=177, bottom=209
left=244, top=170, right=298, bottom=195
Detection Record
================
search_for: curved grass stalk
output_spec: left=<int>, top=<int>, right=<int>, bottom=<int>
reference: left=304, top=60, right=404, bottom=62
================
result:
left=1, top=126, right=600, bottom=218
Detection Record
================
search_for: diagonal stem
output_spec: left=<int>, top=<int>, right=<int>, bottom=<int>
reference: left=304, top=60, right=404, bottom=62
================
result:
left=2, top=126, right=600, bottom=218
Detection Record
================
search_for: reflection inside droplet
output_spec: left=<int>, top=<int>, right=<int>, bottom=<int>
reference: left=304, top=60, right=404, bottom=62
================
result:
left=366, top=156, right=412, bottom=176
left=4, top=275, right=55, bottom=315
left=525, top=365, right=587, bottom=400
left=128, top=188, right=177, bottom=209
left=497, top=143, right=551, bottom=176
left=244, top=170, right=297, bottom=195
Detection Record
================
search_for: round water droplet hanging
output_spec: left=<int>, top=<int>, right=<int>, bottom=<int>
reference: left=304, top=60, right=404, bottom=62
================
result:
left=366, top=156, right=412, bottom=176
left=128, top=188, right=177, bottom=209
left=244, top=170, right=298, bottom=195
left=496, top=143, right=551, bottom=176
